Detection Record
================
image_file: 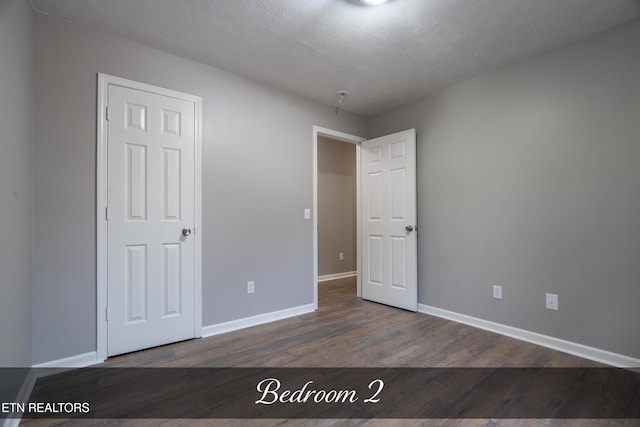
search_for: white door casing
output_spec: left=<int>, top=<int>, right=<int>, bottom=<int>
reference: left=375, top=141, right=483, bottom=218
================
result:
left=312, top=127, right=365, bottom=308
left=361, top=129, right=417, bottom=311
left=97, top=74, right=202, bottom=359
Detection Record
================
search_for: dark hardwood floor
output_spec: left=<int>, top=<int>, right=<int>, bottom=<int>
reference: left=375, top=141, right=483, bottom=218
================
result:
left=103, top=277, right=601, bottom=369
left=20, top=278, right=637, bottom=426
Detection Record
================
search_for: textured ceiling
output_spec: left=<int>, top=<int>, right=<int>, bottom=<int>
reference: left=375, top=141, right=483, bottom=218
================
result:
left=31, top=0, right=640, bottom=116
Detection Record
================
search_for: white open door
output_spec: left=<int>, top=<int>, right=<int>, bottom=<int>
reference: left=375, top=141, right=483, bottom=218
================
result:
left=106, top=83, right=197, bottom=356
left=361, top=129, right=417, bottom=311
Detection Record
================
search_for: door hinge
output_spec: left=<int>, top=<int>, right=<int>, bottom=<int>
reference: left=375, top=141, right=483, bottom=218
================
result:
left=105, top=206, right=110, bottom=221
left=105, top=106, right=110, bottom=121
left=105, top=306, right=109, bottom=321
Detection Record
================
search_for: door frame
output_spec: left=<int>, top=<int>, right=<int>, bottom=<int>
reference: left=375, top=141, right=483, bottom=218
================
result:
left=96, top=73, right=203, bottom=361
left=312, top=126, right=366, bottom=309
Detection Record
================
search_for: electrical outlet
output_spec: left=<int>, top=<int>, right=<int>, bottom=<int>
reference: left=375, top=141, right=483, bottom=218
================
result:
left=339, top=252, right=344, bottom=261
left=247, top=281, right=255, bottom=294
left=492, top=285, right=502, bottom=300
left=546, top=293, right=558, bottom=311
left=304, top=209, right=311, bottom=220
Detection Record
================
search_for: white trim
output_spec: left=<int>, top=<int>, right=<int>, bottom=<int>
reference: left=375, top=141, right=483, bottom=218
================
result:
left=318, top=271, right=358, bottom=282
left=96, top=73, right=203, bottom=360
left=312, top=126, right=365, bottom=309
left=3, top=353, right=102, bottom=427
left=32, top=351, right=102, bottom=369
left=201, top=304, right=315, bottom=338
left=96, top=73, right=108, bottom=361
left=193, top=86, right=203, bottom=339
left=2, top=414, right=21, bottom=427
left=419, top=304, right=640, bottom=368
left=2, top=370, right=38, bottom=427
left=355, top=144, right=362, bottom=298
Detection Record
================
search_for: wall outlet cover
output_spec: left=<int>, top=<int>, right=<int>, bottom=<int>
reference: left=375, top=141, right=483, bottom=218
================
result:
left=493, top=285, right=503, bottom=300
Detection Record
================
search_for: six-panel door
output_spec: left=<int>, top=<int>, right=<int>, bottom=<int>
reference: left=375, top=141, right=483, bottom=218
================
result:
left=361, top=129, right=418, bottom=312
left=107, top=85, right=196, bottom=356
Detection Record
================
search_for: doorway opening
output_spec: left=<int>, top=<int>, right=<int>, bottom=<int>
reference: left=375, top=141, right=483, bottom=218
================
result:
left=312, top=127, right=365, bottom=309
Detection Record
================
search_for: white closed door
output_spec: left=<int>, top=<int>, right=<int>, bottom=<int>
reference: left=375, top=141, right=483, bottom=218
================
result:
left=361, top=129, right=417, bottom=311
left=107, top=84, right=196, bottom=356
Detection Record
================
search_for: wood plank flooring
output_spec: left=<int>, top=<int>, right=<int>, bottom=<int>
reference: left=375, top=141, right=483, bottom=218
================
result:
left=20, top=277, right=637, bottom=426
left=102, top=277, right=601, bottom=369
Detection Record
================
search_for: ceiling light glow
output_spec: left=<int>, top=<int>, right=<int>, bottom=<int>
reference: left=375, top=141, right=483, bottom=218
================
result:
left=359, top=0, right=388, bottom=5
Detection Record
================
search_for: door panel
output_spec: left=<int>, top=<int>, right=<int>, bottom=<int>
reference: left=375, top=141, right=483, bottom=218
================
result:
left=368, top=172, right=383, bottom=220
left=125, top=244, right=147, bottom=323
left=162, top=243, right=182, bottom=318
left=125, top=143, right=147, bottom=221
left=107, top=84, right=196, bottom=356
left=368, top=235, right=383, bottom=285
left=390, top=168, right=407, bottom=220
left=361, top=129, right=417, bottom=311
left=162, top=149, right=182, bottom=221
left=390, top=236, right=407, bottom=289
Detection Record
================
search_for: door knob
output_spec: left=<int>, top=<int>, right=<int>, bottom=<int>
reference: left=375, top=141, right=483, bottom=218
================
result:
left=182, top=228, right=192, bottom=237
left=405, top=225, right=414, bottom=233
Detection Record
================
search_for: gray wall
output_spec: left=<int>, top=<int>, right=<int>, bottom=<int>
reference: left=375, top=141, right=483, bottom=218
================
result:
left=0, top=0, right=33, bottom=405
left=32, top=15, right=366, bottom=364
left=17, top=6, right=640, bottom=365
left=369, top=19, right=640, bottom=358
left=0, top=0, right=33, bottom=369
left=317, top=137, right=357, bottom=277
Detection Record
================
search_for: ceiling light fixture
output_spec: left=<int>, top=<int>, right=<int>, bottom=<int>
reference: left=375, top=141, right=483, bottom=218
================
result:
left=334, top=90, right=349, bottom=115
left=336, top=90, right=349, bottom=104
left=359, top=0, right=388, bottom=5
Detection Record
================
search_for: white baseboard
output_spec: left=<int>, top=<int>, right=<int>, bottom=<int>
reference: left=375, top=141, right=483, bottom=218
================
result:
left=1, top=416, right=20, bottom=427
left=2, top=352, right=101, bottom=427
left=2, top=413, right=22, bottom=427
left=202, top=304, right=315, bottom=338
left=32, top=351, right=102, bottom=370
left=1, top=369, right=38, bottom=427
left=318, top=271, right=357, bottom=283
left=418, top=304, right=640, bottom=368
